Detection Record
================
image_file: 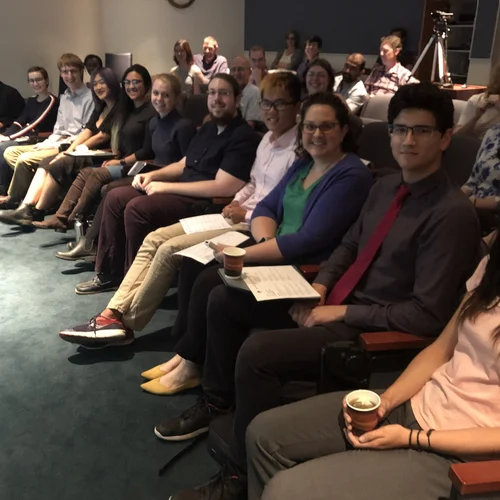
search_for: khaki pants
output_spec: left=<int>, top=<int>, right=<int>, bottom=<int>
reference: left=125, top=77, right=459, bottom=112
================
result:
left=4, top=145, right=58, bottom=200
left=107, top=221, right=248, bottom=331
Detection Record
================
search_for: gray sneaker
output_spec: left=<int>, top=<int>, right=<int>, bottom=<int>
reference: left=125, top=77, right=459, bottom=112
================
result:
left=75, top=274, right=120, bottom=295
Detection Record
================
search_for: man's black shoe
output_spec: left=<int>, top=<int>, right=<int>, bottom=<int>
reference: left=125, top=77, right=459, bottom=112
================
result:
left=55, top=237, right=96, bottom=262
left=75, top=273, right=120, bottom=295
left=155, top=396, right=229, bottom=441
left=169, top=463, right=247, bottom=500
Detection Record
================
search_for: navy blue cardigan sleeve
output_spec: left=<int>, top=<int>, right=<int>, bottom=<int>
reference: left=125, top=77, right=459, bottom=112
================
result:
left=252, top=154, right=373, bottom=263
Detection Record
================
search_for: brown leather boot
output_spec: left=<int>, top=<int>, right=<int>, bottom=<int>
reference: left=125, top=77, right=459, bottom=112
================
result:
left=32, top=214, right=69, bottom=233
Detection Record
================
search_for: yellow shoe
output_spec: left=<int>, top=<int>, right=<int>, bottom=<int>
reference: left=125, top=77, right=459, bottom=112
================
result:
left=140, top=376, right=201, bottom=396
left=141, top=364, right=168, bottom=380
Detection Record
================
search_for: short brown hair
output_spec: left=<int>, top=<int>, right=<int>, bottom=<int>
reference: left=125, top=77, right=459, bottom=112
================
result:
left=174, top=39, right=194, bottom=66
left=250, top=45, right=266, bottom=56
left=27, top=66, right=49, bottom=82
left=380, top=35, right=402, bottom=51
left=153, top=73, right=182, bottom=98
left=57, top=53, right=85, bottom=72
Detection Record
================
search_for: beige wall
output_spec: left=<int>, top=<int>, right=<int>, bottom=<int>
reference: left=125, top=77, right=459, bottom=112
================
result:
left=100, top=0, right=245, bottom=77
left=0, top=0, right=102, bottom=96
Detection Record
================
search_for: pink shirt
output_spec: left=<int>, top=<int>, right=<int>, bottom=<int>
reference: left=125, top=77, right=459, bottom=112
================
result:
left=411, top=256, right=500, bottom=430
left=234, top=126, right=297, bottom=222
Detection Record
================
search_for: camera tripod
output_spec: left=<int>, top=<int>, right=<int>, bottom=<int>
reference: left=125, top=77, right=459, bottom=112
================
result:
left=412, top=20, right=453, bottom=87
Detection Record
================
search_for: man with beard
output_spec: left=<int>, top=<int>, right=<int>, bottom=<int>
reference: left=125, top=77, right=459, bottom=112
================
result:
left=71, top=73, right=260, bottom=295
left=333, top=53, right=368, bottom=113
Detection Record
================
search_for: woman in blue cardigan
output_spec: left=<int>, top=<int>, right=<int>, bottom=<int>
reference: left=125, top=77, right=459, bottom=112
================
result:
left=140, top=92, right=373, bottom=397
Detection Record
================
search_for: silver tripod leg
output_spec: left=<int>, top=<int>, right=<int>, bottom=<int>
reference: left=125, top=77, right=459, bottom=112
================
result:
left=411, top=34, right=437, bottom=77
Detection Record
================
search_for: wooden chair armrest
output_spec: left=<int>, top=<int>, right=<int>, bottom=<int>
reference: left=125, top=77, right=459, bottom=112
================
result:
left=299, top=265, right=320, bottom=282
left=449, top=461, right=500, bottom=495
left=211, top=197, right=233, bottom=206
left=37, top=132, right=51, bottom=138
left=360, top=331, right=434, bottom=352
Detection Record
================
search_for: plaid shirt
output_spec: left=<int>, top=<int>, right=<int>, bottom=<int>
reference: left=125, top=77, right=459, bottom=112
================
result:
left=364, top=63, right=418, bottom=96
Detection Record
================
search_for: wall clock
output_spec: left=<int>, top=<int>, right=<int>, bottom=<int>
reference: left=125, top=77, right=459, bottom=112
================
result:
left=168, top=0, right=195, bottom=8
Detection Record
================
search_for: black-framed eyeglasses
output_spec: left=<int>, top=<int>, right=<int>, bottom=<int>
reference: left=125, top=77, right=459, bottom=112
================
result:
left=259, top=100, right=295, bottom=111
left=302, top=122, right=339, bottom=134
left=388, top=124, right=438, bottom=137
left=123, top=79, right=143, bottom=87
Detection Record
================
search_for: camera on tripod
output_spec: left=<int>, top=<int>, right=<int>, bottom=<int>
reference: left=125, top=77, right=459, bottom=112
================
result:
left=431, top=11, right=454, bottom=34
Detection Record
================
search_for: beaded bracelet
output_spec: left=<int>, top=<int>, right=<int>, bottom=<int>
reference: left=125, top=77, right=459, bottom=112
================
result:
left=426, top=429, right=435, bottom=449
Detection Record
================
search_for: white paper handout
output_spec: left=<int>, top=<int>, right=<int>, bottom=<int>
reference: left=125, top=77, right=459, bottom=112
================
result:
left=179, top=214, right=232, bottom=234
left=242, top=266, right=321, bottom=302
left=175, top=231, right=249, bottom=265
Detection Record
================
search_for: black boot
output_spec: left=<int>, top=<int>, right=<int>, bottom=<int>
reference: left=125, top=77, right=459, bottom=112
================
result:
left=55, top=236, right=96, bottom=262
left=0, top=203, right=45, bottom=226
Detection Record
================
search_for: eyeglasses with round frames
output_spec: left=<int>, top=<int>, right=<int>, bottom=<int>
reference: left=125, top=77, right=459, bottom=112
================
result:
left=28, top=77, right=45, bottom=84
left=123, top=79, right=144, bottom=87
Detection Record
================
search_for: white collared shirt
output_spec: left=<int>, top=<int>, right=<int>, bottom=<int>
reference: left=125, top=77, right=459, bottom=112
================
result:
left=333, top=75, right=368, bottom=113
left=234, top=125, right=298, bottom=222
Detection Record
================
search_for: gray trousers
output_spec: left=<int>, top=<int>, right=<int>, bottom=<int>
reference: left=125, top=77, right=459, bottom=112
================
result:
left=246, top=391, right=456, bottom=500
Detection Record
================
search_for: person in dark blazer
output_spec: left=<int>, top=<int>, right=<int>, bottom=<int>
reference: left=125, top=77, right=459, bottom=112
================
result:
left=271, top=30, right=303, bottom=71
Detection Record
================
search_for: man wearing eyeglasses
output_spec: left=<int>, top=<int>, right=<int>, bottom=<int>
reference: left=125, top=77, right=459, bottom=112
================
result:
left=333, top=53, right=368, bottom=114
left=0, top=54, right=93, bottom=207
left=229, top=56, right=262, bottom=128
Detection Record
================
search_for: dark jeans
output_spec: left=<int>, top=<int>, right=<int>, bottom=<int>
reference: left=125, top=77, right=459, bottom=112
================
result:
left=174, top=262, right=363, bottom=470
left=95, top=186, right=196, bottom=277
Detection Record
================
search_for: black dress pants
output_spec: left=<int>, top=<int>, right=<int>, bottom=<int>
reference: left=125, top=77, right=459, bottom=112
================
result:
left=173, top=261, right=363, bottom=470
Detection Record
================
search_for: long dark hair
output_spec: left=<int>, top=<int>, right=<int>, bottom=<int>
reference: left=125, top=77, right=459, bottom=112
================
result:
left=118, top=64, right=152, bottom=117
left=458, top=230, right=500, bottom=345
left=296, top=92, right=356, bottom=157
left=89, top=67, right=121, bottom=112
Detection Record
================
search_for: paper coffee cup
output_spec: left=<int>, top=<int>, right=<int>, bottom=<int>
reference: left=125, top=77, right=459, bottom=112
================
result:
left=345, top=389, right=381, bottom=432
left=223, top=247, right=246, bottom=279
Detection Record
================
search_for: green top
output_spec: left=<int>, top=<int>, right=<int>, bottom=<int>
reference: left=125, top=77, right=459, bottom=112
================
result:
left=277, top=161, right=321, bottom=236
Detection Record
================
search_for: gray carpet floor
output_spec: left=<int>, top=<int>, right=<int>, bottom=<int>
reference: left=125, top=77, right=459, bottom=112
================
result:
left=0, top=223, right=218, bottom=500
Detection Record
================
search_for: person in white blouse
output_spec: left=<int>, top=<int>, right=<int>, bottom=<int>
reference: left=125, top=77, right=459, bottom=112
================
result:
left=170, top=39, right=203, bottom=97
left=333, top=53, right=368, bottom=114
left=60, top=72, right=302, bottom=354
left=454, top=63, right=500, bottom=140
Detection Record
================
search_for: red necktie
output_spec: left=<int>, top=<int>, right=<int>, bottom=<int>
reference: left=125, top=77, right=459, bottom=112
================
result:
left=325, top=184, right=410, bottom=306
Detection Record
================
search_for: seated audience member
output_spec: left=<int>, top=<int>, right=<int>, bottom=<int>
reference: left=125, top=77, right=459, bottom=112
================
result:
left=83, top=54, right=103, bottom=83
left=0, top=67, right=59, bottom=195
left=229, top=56, right=261, bottom=126
left=296, top=35, right=322, bottom=83
left=193, top=36, right=229, bottom=85
left=455, top=63, right=500, bottom=140
left=333, top=53, right=368, bottom=113
left=247, top=251, right=500, bottom=500
left=0, top=68, right=119, bottom=227
left=248, top=46, right=268, bottom=87
left=170, top=39, right=203, bottom=97
left=304, top=58, right=335, bottom=97
left=376, top=27, right=414, bottom=69
left=271, top=30, right=303, bottom=71
left=0, top=54, right=94, bottom=206
left=67, top=74, right=259, bottom=294
left=160, top=83, right=482, bottom=500
left=297, top=35, right=323, bottom=81
left=462, top=123, right=500, bottom=232
left=364, top=36, right=418, bottom=96
left=58, top=72, right=303, bottom=345
left=35, top=71, right=192, bottom=236
left=0, top=80, right=25, bottom=132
